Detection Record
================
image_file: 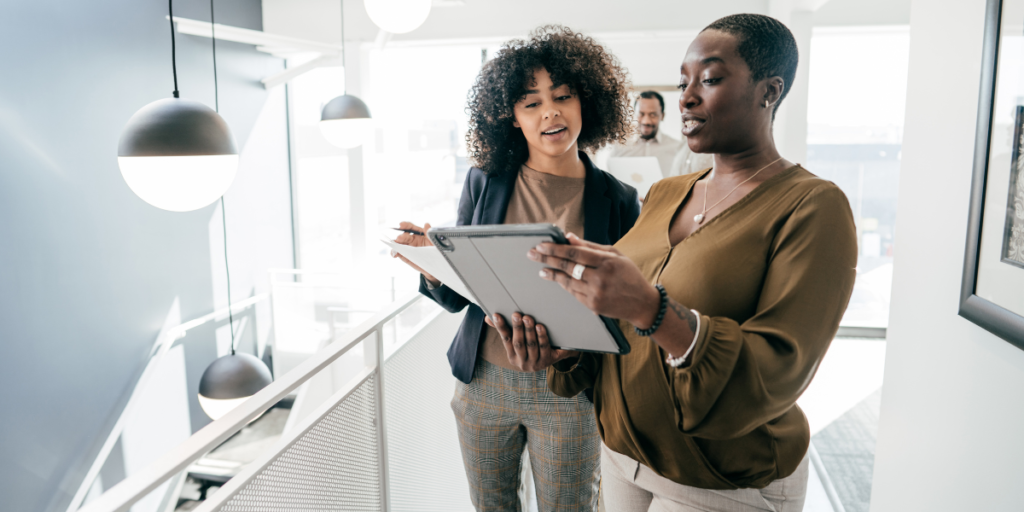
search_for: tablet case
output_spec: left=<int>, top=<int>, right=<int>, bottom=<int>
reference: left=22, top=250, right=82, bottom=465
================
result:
left=428, top=223, right=630, bottom=355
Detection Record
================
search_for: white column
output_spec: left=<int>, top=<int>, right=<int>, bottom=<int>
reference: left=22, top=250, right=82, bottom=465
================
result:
left=778, top=10, right=812, bottom=165
left=344, top=35, right=368, bottom=266
left=768, top=1, right=822, bottom=166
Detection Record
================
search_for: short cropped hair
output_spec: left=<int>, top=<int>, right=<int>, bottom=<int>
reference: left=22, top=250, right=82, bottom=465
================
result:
left=703, top=14, right=798, bottom=117
left=637, top=90, right=665, bottom=113
left=465, top=25, right=633, bottom=176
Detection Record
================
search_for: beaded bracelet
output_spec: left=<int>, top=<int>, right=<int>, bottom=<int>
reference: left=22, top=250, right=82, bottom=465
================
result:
left=634, top=284, right=668, bottom=337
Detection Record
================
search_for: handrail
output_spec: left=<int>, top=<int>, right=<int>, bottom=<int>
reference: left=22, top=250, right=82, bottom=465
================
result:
left=78, top=292, right=424, bottom=512
left=67, top=294, right=268, bottom=512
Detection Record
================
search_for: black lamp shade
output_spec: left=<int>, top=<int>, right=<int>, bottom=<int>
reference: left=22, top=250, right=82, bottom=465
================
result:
left=199, top=353, right=272, bottom=400
left=119, top=98, right=237, bottom=157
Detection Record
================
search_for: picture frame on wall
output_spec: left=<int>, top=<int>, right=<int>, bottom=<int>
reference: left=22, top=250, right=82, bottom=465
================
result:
left=961, top=0, right=1024, bottom=350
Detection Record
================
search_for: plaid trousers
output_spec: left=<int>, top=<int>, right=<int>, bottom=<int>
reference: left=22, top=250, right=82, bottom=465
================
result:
left=452, top=360, right=601, bottom=512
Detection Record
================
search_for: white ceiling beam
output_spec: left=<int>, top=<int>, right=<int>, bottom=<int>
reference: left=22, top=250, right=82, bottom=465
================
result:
left=169, top=16, right=348, bottom=86
left=170, top=16, right=342, bottom=57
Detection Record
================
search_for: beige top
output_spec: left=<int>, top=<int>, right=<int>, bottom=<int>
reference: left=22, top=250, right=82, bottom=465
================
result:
left=609, top=131, right=684, bottom=177
left=548, top=166, right=858, bottom=489
left=480, top=165, right=586, bottom=370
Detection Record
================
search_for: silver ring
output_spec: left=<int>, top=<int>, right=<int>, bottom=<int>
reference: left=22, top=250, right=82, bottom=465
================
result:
left=571, top=263, right=586, bottom=280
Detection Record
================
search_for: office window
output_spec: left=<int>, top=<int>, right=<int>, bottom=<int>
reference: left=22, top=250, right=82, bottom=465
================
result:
left=806, top=26, right=911, bottom=329
left=288, top=63, right=354, bottom=273
left=363, top=44, right=483, bottom=253
left=287, top=45, right=482, bottom=290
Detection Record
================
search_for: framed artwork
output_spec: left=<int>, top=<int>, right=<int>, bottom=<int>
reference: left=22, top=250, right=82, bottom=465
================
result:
left=961, top=0, right=1024, bottom=350
left=1002, top=105, right=1024, bottom=267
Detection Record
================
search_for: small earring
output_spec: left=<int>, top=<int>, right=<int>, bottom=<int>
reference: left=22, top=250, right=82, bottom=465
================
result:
left=765, top=100, right=770, bottom=108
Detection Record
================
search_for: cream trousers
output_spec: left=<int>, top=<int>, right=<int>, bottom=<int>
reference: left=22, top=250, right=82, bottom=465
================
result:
left=600, top=444, right=809, bottom=512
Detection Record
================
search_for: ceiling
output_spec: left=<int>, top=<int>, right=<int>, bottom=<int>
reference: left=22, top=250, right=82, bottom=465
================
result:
left=264, top=0, right=767, bottom=46
left=378, top=0, right=771, bottom=41
left=261, top=0, right=911, bottom=46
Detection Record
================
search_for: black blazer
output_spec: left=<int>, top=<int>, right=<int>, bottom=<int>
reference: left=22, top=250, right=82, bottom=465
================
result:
left=419, top=151, right=641, bottom=384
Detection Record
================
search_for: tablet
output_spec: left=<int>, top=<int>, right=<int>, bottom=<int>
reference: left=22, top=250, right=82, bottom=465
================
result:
left=427, top=224, right=630, bottom=355
left=606, top=156, right=664, bottom=197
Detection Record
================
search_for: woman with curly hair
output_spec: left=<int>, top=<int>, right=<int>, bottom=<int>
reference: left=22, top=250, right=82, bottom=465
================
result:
left=392, top=25, right=639, bottom=511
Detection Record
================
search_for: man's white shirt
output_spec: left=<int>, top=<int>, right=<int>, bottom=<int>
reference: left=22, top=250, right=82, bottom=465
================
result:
left=669, top=143, right=715, bottom=178
left=607, top=131, right=683, bottom=178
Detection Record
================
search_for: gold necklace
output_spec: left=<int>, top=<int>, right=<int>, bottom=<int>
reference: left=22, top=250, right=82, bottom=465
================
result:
left=695, top=157, right=784, bottom=224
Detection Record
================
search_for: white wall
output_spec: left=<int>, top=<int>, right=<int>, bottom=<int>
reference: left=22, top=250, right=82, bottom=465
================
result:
left=0, top=1, right=292, bottom=509
left=870, top=1, right=1024, bottom=511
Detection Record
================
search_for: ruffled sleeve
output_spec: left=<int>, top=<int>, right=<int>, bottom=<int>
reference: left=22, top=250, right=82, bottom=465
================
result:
left=668, top=183, right=857, bottom=439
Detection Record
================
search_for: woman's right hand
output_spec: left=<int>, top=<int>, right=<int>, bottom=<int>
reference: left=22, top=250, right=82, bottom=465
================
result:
left=391, top=221, right=440, bottom=285
left=485, top=312, right=579, bottom=372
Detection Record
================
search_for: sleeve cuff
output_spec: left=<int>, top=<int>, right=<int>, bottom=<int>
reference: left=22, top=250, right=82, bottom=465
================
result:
left=552, top=352, right=598, bottom=375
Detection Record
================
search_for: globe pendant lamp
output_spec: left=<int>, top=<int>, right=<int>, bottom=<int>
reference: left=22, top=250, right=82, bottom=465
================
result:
left=320, top=95, right=372, bottom=149
left=320, top=0, right=373, bottom=149
left=117, top=0, right=238, bottom=212
left=199, top=353, right=273, bottom=420
left=196, top=0, right=272, bottom=422
left=364, top=0, right=431, bottom=34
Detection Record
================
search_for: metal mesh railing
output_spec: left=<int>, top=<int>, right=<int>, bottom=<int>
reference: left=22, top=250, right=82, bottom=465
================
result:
left=383, top=310, right=471, bottom=512
left=78, top=292, right=471, bottom=512
left=218, top=376, right=381, bottom=512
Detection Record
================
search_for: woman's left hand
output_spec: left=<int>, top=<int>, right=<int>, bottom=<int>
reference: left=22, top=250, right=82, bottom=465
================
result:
left=528, top=233, right=661, bottom=329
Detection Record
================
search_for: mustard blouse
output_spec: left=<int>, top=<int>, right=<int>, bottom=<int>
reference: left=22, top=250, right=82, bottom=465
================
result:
left=548, top=165, right=858, bottom=489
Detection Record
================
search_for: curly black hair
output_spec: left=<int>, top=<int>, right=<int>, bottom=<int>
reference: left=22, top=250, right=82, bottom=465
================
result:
left=703, top=14, right=798, bottom=118
left=465, top=25, right=633, bottom=176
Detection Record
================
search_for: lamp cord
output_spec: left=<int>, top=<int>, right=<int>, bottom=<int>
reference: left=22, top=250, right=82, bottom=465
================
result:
left=209, top=0, right=234, bottom=354
left=339, top=0, right=346, bottom=92
left=210, top=0, right=219, bottom=111
left=169, top=0, right=179, bottom=98
left=221, top=197, right=236, bottom=355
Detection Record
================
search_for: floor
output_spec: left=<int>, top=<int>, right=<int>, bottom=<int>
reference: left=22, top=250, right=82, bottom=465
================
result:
left=812, top=390, right=882, bottom=512
left=799, top=338, right=887, bottom=436
left=798, top=338, right=887, bottom=512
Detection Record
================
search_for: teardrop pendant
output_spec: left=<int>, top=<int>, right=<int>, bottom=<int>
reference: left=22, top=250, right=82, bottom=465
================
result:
left=694, top=213, right=705, bottom=224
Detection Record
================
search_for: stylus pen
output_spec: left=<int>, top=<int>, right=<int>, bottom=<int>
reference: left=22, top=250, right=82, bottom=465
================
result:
left=391, top=227, right=425, bottom=236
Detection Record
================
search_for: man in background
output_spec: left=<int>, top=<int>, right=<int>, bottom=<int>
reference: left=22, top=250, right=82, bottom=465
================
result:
left=608, top=91, right=682, bottom=177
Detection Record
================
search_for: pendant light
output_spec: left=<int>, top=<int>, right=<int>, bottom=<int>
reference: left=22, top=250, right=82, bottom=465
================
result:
left=364, top=0, right=431, bottom=34
left=199, top=353, right=272, bottom=421
left=196, top=0, right=272, bottom=422
left=319, top=0, right=373, bottom=149
left=117, top=0, right=239, bottom=213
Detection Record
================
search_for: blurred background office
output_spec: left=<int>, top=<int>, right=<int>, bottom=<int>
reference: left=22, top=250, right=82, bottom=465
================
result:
left=2, top=1, right=1021, bottom=512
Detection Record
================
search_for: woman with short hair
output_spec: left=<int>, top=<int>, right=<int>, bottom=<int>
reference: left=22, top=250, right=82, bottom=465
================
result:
left=493, top=14, right=858, bottom=511
left=393, top=25, right=639, bottom=511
